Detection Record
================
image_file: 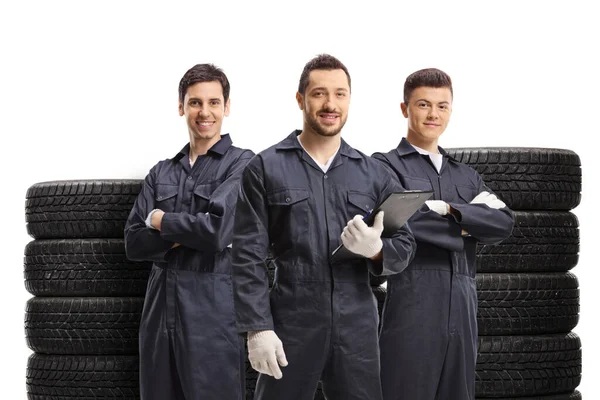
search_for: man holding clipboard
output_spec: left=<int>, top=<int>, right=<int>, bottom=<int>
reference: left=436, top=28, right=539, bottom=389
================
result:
left=231, top=54, right=417, bottom=400
left=373, top=68, right=514, bottom=400
left=331, top=191, right=432, bottom=262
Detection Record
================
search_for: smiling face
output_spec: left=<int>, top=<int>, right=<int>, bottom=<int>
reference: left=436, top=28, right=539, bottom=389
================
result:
left=401, top=86, right=452, bottom=147
left=296, top=69, right=350, bottom=137
left=178, top=81, right=230, bottom=142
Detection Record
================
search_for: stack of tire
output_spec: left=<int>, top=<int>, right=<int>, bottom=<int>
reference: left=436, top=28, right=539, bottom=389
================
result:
left=24, top=180, right=149, bottom=399
left=445, top=147, right=582, bottom=400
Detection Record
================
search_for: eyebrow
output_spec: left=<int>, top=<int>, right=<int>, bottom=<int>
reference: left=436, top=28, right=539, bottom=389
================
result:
left=415, top=98, right=450, bottom=104
left=310, top=87, right=349, bottom=92
left=188, top=97, right=221, bottom=102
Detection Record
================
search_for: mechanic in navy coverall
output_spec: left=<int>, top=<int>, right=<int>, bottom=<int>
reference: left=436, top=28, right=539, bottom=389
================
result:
left=373, top=68, right=514, bottom=400
left=124, top=64, right=254, bottom=400
left=231, top=54, right=416, bottom=400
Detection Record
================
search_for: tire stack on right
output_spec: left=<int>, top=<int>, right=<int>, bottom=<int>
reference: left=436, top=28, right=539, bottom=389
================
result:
left=446, top=147, right=583, bottom=399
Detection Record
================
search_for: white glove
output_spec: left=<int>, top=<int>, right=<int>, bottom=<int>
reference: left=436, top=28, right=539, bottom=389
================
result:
left=470, top=191, right=506, bottom=209
left=247, top=330, right=288, bottom=379
left=144, top=209, right=161, bottom=229
left=470, top=191, right=491, bottom=204
left=341, top=211, right=384, bottom=258
left=425, top=200, right=449, bottom=216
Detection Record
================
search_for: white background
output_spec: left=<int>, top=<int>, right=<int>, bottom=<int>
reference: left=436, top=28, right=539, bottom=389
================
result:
left=1, top=1, right=598, bottom=398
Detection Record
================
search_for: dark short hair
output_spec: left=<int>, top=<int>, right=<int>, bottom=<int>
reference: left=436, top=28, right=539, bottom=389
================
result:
left=403, top=68, right=453, bottom=104
left=298, top=54, right=351, bottom=95
left=178, top=64, right=230, bottom=104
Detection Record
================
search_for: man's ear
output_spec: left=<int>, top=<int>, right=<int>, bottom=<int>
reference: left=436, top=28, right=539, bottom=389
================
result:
left=224, top=98, right=231, bottom=117
left=400, top=102, right=409, bottom=118
left=178, top=101, right=184, bottom=116
left=296, top=92, right=304, bottom=110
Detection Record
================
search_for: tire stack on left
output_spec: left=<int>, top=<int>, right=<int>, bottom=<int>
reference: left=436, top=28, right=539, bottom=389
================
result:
left=24, top=180, right=149, bottom=400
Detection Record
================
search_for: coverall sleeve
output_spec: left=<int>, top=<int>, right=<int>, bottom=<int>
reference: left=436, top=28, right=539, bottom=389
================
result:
left=446, top=173, right=515, bottom=244
left=231, top=158, right=273, bottom=333
left=159, top=151, right=255, bottom=252
left=367, top=171, right=417, bottom=276
left=124, top=165, right=176, bottom=262
left=372, top=152, right=465, bottom=253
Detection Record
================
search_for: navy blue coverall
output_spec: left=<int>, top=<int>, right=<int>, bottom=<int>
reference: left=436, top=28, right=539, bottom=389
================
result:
left=124, top=135, right=254, bottom=400
left=231, top=130, right=416, bottom=400
left=373, top=138, right=514, bottom=400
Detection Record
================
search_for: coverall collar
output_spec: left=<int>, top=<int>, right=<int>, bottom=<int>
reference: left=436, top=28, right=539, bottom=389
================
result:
left=173, top=134, right=233, bottom=161
left=276, top=130, right=362, bottom=160
left=395, top=137, right=458, bottom=163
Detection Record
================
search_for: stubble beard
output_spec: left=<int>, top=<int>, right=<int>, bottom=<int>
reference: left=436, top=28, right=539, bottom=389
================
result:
left=305, top=111, right=347, bottom=137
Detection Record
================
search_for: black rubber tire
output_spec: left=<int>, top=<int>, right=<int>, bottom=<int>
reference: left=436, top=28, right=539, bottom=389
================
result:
left=245, top=354, right=258, bottom=400
left=26, top=353, right=139, bottom=399
left=477, top=273, right=579, bottom=335
left=445, top=148, right=581, bottom=210
left=25, top=297, right=143, bottom=355
left=372, top=285, right=387, bottom=323
left=476, top=391, right=581, bottom=400
left=24, top=239, right=151, bottom=296
left=475, top=333, right=581, bottom=397
left=315, top=383, right=325, bottom=399
left=26, top=180, right=142, bottom=239
left=267, top=258, right=276, bottom=287
left=477, top=211, right=579, bottom=273
left=369, top=273, right=387, bottom=286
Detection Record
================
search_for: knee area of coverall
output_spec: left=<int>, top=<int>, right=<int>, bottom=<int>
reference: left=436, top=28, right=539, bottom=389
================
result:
left=139, top=332, right=186, bottom=400
left=252, top=346, right=323, bottom=400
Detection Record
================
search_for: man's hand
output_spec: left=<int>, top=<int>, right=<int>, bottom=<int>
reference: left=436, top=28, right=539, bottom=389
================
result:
left=470, top=191, right=490, bottom=204
left=470, top=191, right=506, bottom=209
left=341, top=211, right=384, bottom=259
left=247, top=330, right=288, bottom=379
left=425, top=200, right=449, bottom=216
left=151, top=210, right=166, bottom=231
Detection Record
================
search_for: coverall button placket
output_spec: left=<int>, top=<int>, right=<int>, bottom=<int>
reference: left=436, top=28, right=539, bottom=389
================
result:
left=437, top=175, right=456, bottom=338
left=166, top=268, right=176, bottom=330
left=322, top=171, right=334, bottom=304
left=183, top=172, right=194, bottom=206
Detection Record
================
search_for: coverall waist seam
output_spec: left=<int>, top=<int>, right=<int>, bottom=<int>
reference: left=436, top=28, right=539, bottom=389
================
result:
left=453, top=272, right=476, bottom=278
left=276, top=278, right=368, bottom=284
left=155, top=265, right=231, bottom=274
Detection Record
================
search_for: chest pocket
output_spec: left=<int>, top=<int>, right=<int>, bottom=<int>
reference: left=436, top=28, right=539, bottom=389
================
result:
left=267, top=188, right=310, bottom=237
left=192, top=183, right=216, bottom=214
left=155, top=184, right=178, bottom=212
left=347, top=191, right=376, bottom=219
left=455, top=184, right=478, bottom=204
left=401, top=175, right=433, bottom=191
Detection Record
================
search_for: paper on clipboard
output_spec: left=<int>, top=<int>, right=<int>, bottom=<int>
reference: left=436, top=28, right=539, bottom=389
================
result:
left=330, top=190, right=433, bottom=263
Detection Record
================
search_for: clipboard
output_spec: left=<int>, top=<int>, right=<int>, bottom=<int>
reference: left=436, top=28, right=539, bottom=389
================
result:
left=330, top=190, right=433, bottom=263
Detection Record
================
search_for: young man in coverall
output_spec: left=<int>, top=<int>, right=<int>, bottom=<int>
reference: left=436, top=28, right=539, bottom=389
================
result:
left=124, top=64, right=254, bottom=399
left=373, top=68, right=514, bottom=400
left=231, top=54, right=416, bottom=400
